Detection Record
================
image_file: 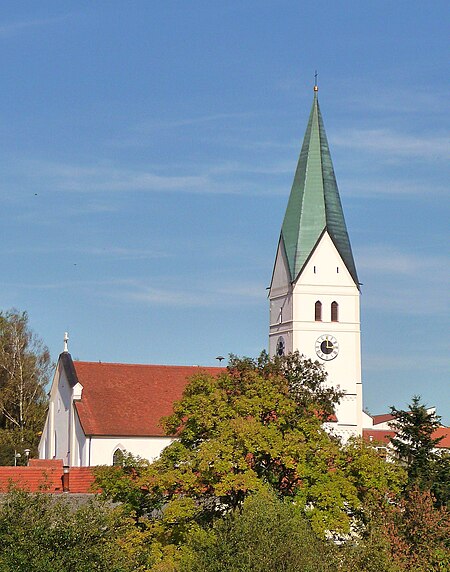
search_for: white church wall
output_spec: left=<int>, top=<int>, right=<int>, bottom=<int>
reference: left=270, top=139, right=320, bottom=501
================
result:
left=269, top=241, right=294, bottom=357
left=362, top=411, right=374, bottom=428
left=53, top=366, right=72, bottom=465
left=39, top=363, right=73, bottom=464
left=72, top=410, right=87, bottom=467
left=295, top=232, right=356, bottom=288
left=270, top=241, right=291, bottom=298
left=88, top=436, right=174, bottom=466
left=371, top=420, right=393, bottom=431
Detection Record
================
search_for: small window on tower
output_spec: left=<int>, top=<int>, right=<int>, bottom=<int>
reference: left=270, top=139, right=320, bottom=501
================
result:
left=331, top=301, right=339, bottom=322
left=315, top=301, right=322, bottom=321
left=337, top=267, right=339, bottom=273
left=313, top=266, right=316, bottom=274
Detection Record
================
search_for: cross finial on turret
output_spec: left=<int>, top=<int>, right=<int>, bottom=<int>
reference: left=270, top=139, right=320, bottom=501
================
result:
left=314, top=70, right=318, bottom=92
left=63, top=332, right=69, bottom=353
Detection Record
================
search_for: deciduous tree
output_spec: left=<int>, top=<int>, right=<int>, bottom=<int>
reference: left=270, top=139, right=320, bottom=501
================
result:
left=188, top=488, right=340, bottom=572
left=0, top=490, right=149, bottom=572
left=0, top=310, right=51, bottom=464
left=96, top=352, right=404, bottom=560
left=382, top=488, right=450, bottom=571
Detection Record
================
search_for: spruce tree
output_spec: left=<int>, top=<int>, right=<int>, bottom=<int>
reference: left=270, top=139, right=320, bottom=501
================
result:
left=390, top=395, right=443, bottom=490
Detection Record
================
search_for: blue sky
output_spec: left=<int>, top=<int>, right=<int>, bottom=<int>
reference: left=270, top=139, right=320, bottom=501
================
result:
left=1, top=1, right=449, bottom=422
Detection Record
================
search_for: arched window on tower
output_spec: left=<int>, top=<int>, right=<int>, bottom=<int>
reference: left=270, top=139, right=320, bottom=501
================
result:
left=112, top=447, right=125, bottom=466
left=331, top=301, right=339, bottom=322
left=315, top=301, right=322, bottom=321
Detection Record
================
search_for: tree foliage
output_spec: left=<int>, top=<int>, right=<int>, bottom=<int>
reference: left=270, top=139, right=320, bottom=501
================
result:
left=0, top=310, right=51, bottom=464
left=431, top=452, right=450, bottom=508
left=95, top=352, right=404, bottom=572
left=188, top=488, right=340, bottom=572
left=0, top=490, right=150, bottom=572
left=382, top=488, right=450, bottom=571
left=391, top=395, right=442, bottom=489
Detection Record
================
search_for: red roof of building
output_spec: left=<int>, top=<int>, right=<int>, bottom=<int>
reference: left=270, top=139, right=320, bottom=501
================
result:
left=372, top=413, right=395, bottom=425
left=0, top=460, right=98, bottom=494
left=363, top=429, right=397, bottom=445
left=72, top=361, right=224, bottom=437
left=433, top=426, right=450, bottom=449
left=363, top=427, right=449, bottom=449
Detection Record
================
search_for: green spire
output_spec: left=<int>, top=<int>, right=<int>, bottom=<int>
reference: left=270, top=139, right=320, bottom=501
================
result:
left=280, top=89, right=359, bottom=285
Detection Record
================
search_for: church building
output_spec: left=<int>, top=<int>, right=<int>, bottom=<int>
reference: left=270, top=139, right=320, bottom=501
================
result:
left=39, top=85, right=364, bottom=466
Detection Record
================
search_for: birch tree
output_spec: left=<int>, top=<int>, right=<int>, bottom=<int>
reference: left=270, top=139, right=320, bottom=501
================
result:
left=0, top=310, right=51, bottom=464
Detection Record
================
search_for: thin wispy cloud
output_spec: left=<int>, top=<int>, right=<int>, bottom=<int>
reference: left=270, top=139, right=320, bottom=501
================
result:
left=357, top=247, right=448, bottom=277
left=12, top=158, right=290, bottom=197
left=134, top=112, right=254, bottom=132
left=331, top=129, right=449, bottom=160
left=0, top=14, right=72, bottom=38
left=364, top=353, right=450, bottom=372
left=342, top=179, right=448, bottom=198
left=194, top=133, right=298, bottom=153
left=3, top=279, right=119, bottom=291
left=358, top=246, right=449, bottom=316
left=11, top=201, right=119, bottom=224
left=32, top=161, right=211, bottom=193
left=5, top=275, right=265, bottom=308
left=106, top=120, right=288, bottom=152
left=109, top=278, right=265, bottom=308
left=85, top=247, right=169, bottom=260
left=205, top=159, right=293, bottom=176
left=362, top=289, right=443, bottom=316
left=2, top=245, right=169, bottom=261
left=337, top=82, right=448, bottom=115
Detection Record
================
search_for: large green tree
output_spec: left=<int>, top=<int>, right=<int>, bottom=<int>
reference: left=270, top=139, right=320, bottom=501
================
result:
left=95, top=352, right=404, bottom=570
left=0, top=310, right=51, bottom=464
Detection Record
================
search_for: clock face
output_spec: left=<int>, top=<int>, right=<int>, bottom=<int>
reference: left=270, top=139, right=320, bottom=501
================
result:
left=276, top=336, right=285, bottom=357
left=315, top=335, right=339, bottom=361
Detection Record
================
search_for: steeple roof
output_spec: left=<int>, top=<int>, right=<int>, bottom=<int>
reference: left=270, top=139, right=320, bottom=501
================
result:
left=280, top=89, right=359, bottom=285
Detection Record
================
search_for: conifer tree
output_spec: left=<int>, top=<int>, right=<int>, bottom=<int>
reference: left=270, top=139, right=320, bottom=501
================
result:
left=390, top=395, right=443, bottom=490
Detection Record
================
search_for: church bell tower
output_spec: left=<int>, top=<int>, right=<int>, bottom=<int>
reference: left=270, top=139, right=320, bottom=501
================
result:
left=269, top=85, right=363, bottom=439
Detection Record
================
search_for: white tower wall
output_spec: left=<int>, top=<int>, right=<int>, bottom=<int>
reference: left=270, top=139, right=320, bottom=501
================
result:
left=269, top=231, right=362, bottom=440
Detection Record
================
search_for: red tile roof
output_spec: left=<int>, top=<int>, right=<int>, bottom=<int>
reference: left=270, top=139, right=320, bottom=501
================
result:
left=363, top=427, right=449, bottom=449
left=363, top=428, right=397, bottom=445
left=433, top=426, right=450, bottom=449
left=72, top=361, right=224, bottom=437
left=0, top=461, right=64, bottom=493
left=372, top=413, right=395, bottom=425
left=0, top=460, right=98, bottom=494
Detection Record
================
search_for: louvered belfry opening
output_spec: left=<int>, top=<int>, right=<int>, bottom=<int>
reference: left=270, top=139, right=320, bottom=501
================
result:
left=315, top=301, right=322, bottom=321
left=331, top=301, right=339, bottom=322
